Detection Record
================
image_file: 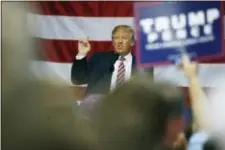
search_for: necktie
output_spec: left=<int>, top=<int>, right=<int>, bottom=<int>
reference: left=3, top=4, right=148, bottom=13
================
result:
left=116, top=57, right=125, bottom=87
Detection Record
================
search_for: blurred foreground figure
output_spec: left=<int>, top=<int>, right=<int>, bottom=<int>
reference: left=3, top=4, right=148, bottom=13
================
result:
left=94, top=73, right=185, bottom=150
left=2, top=2, right=33, bottom=95
left=2, top=2, right=92, bottom=150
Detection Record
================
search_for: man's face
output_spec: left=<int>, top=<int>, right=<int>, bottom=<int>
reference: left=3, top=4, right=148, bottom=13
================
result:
left=112, top=28, right=134, bottom=55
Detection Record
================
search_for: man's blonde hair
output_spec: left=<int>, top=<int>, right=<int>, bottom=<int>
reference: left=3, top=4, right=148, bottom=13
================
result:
left=111, top=25, right=135, bottom=41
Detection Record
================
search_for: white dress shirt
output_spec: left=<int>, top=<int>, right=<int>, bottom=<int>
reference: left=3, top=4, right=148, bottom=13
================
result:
left=110, top=53, right=132, bottom=91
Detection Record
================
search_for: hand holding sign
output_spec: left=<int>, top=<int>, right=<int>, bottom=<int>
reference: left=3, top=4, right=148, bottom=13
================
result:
left=180, top=54, right=198, bottom=78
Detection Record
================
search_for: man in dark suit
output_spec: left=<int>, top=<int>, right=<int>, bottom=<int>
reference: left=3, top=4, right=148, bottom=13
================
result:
left=71, top=25, right=146, bottom=94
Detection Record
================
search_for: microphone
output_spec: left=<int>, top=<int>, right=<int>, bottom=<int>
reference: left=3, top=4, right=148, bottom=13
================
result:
left=109, top=65, right=115, bottom=73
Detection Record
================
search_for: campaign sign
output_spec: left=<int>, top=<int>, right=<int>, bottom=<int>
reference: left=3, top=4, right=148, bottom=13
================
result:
left=134, top=1, right=225, bottom=67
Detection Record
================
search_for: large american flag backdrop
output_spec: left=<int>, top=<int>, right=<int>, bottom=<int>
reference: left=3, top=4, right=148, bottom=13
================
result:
left=28, top=1, right=225, bottom=121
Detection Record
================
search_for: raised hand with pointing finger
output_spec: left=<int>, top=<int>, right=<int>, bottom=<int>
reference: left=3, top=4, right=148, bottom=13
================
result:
left=77, top=37, right=91, bottom=57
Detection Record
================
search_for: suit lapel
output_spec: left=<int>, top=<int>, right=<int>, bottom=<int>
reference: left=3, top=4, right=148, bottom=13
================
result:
left=107, top=52, right=119, bottom=74
left=131, top=55, right=137, bottom=75
left=111, top=53, right=119, bottom=66
left=100, top=52, right=119, bottom=93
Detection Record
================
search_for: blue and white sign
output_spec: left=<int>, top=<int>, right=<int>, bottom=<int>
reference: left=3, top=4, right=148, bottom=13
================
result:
left=134, top=1, right=225, bottom=67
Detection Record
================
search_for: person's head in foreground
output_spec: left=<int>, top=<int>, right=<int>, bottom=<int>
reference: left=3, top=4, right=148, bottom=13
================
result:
left=2, top=2, right=93, bottom=150
left=94, top=72, right=185, bottom=150
left=112, top=25, right=135, bottom=56
left=2, top=1, right=33, bottom=95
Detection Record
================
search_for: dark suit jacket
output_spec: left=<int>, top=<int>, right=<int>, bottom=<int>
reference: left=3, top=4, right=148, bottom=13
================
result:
left=71, top=51, right=139, bottom=94
left=71, top=51, right=152, bottom=93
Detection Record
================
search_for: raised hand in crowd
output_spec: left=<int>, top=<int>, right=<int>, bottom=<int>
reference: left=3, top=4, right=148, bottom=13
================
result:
left=181, top=54, right=207, bottom=131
